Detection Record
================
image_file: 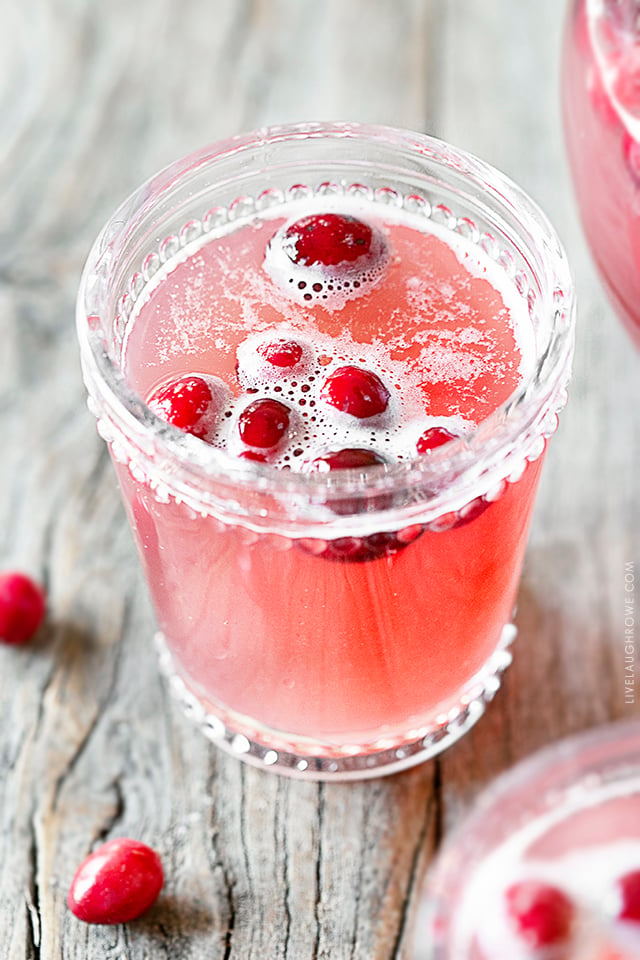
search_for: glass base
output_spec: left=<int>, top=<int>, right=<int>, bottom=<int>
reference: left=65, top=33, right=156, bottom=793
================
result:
left=154, top=624, right=517, bottom=780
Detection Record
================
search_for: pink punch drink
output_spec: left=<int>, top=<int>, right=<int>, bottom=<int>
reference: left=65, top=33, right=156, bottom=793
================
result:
left=563, top=0, right=640, bottom=347
left=421, top=722, right=640, bottom=960
left=77, top=124, right=574, bottom=778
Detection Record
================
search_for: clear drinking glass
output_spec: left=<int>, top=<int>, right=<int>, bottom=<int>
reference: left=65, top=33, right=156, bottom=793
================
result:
left=76, top=122, right=574, bottom=779
left=420, top=721, right=640, bottom=959
left=563, top=0, right=640, bottom=347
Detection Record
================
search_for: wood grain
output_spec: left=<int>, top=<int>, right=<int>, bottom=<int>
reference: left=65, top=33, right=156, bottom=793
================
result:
left=0, top=1, right=638, bottom=957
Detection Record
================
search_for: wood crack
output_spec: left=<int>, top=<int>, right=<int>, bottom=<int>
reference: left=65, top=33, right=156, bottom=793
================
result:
left=311, top=782, right=324, bottom=960
left=349, top=792, right=370, bottom=960
left=25, top=818, right=42, bottom=960
left=95, top=775, right=126, bottom=844
left=276, top=778, right=292, bottom=960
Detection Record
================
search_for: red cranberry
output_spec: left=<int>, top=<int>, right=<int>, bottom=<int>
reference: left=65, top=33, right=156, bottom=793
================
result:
left=256, top=339, right=303, bottom=368
left=67, top=838, right=164, bottom=925
left=306, top=448, right=387, bottom=472
left=454, top=495, right=491, bottom=527
left=265, top=211, right=389, bottom=305
left=613, top=869, right=640, bottom=923
left=299, top=528, right=424, bottom=564
left=238, top=398, right=291, bottom=448
left=238, top=450, right=269, bottom=463
left=320, top=366, right=390, bottom=419
left=504, top=880, right=574, bottom=948
left=148, top=375, right=216, bottom=440
left=416, top=426, right=458, bottom=454
left=0, top=572, right=46, bottom=645
left=282, top=213, right=376, bottom=267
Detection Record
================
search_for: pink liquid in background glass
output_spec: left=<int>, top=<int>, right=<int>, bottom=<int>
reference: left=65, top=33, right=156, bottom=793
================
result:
left=455, top=783, right=640, bottom=960
left=563, top=0, right=640, bottom=347
left=117, top=200, right=542, bottom=748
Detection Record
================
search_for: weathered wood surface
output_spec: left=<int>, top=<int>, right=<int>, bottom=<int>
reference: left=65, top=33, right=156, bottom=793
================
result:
left=0, top=1, right=638, bottom=957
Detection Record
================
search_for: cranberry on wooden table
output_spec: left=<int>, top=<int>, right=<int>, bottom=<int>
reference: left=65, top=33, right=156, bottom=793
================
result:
left=0, top=572, right=46, bottom=645
left=67, top=838, right=164, bottom=925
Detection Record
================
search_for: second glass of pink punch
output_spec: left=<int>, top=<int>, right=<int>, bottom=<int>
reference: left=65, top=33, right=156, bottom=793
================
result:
left=420, top=722, right=640, bottom=959
left=77, top=124, right=574, bottom=778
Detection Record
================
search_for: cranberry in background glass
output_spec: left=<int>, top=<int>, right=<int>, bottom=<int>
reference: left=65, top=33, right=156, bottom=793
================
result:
left=504, top=879, right=574, bottom=949
left=614, top=869, right=640, bottom=923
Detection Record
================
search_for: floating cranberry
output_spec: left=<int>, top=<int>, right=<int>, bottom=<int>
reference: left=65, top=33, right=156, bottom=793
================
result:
left=148, top=375, right=221, bottom=440
left=455, top=495, right=491, bottom=527
left=306, top=448, right=387, bottom=472
left=613, top=869, right=640, bottom=923
left=0, top=572, right=46, bottom=645
left=238, top=398, right=291, bottom=448
left=264, top=211, right=390, bottom=305
left=416, top=426, right=459, bottom=454
left=282, top=213, right=376, bottom=267
left=67, top=838, right=164, bottom=925
left=504, top=880, right=574, bottom=949
left=256, top=339, right=304, bottom=368
left=238, top=450, right=269, bottom=463
left=299, top=528, right=423, bottom=564
left=320, top=365, right=390, bottom=419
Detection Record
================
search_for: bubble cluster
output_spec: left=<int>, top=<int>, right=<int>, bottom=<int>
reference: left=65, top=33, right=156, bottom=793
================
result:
left=209, top=328, right=467, bottom=470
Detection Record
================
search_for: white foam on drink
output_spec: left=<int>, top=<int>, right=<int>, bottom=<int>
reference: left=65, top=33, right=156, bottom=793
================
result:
left=126, top=191, right=535, bottom=379
left=223, top=326, right=473, bottom=466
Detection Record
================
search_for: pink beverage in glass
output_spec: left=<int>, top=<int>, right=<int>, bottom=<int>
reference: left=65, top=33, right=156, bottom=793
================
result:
left=563, top=0, right=640, bottom=347
left=76, top=124, right=574, bottom=778
left=422, top=722, right=640, bottom=960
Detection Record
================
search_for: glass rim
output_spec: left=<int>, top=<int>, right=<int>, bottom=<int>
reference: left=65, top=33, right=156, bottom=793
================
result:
left=76, top=121, right=575, bottom=509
